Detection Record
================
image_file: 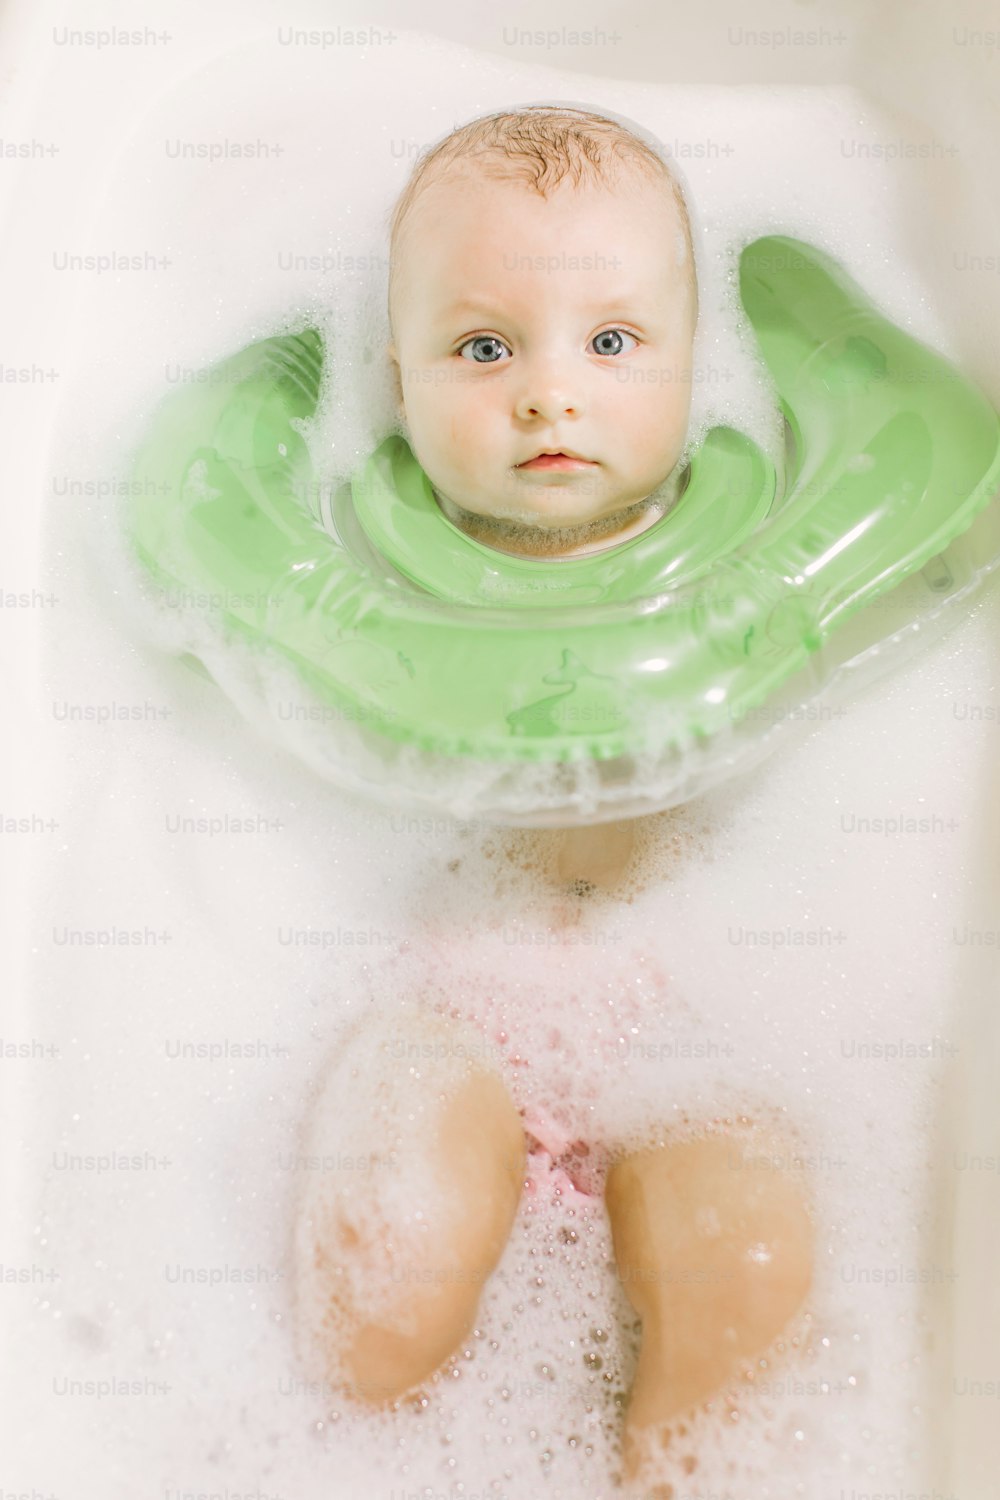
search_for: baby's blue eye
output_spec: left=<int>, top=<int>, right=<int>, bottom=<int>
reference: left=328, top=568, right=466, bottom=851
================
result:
left=592, top=329, right=638, bottom=357
left=458, top=335, right=511, bottom=364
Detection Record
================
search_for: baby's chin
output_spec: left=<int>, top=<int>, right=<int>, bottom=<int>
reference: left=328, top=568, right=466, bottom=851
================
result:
left=483, top=485, right=626, bottom=532
left=494, top=504, right=610, bottom=532
left=467, top=498, right=617, bottom=534
left=436, top=483, right=661, bottom=556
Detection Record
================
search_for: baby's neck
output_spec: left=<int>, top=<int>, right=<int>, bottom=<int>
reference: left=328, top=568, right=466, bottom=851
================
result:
left=436, top=493, right=666, bottom=560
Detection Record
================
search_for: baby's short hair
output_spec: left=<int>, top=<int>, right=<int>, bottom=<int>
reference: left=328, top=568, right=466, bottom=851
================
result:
left=387, top=104, right=697, bottom=337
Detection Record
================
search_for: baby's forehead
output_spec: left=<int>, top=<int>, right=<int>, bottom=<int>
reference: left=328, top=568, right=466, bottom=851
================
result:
left=398, top=163, right=679, bottom=266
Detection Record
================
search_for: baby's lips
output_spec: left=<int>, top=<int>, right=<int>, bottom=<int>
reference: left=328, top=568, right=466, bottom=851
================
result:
left=516, top=453, right=598, bottom=471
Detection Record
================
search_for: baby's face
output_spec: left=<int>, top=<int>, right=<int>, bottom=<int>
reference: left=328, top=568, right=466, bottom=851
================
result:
left=387, top=169, right=696, bottom=540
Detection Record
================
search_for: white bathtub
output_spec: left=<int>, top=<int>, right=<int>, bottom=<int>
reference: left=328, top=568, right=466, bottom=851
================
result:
left=3, top=0, right=999, bottom=1495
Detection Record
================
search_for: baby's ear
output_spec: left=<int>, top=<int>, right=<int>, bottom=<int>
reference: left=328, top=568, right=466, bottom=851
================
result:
left=386, top=342, right=404, bottom=417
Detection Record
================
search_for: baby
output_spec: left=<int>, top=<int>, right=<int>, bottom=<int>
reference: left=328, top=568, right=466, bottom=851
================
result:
left=295, top=107, right=814, bottom=1490
left=384, top=104, right=697, bottom=562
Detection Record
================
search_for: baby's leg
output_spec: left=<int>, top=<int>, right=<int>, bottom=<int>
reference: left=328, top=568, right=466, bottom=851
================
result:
left=294, top=1009, right=526, bottom=1405
left=605, top=1129, right=814, bottom=1483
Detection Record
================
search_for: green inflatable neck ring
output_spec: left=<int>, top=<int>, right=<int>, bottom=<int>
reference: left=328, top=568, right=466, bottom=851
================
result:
left=124, top=235, right=1000, bottom=823
left=349, top=425, right=775, bottom=609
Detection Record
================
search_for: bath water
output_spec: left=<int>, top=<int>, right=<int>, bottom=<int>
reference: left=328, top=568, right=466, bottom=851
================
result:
left=13, top=24, right=997, bottom=1500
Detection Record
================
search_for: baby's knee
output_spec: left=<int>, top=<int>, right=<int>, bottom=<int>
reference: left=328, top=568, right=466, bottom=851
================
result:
left=293, top=1009, right=526, bottom=1404
left=608, top=1127, right=813, bottom=1309
left=606, top=1127, right=813, bottom=1418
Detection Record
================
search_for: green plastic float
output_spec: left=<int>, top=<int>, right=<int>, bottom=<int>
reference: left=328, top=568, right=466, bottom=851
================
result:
left=124, top=235, right=1000, bottom=820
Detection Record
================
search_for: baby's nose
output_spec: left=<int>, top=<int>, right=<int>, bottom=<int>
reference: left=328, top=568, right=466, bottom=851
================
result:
left=513, top=378, right=581, bottom=423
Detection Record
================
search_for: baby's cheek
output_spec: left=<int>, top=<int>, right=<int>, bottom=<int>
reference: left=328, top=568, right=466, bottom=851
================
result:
left=667, top=365, right=695, bottom=441
left=627, top=384, right=689, bottom=474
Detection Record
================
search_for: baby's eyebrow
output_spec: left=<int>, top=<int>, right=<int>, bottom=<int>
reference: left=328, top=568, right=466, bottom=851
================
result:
left=441, top=291, right=652, bottom=321
left=443, top=297, right=500, bottom=319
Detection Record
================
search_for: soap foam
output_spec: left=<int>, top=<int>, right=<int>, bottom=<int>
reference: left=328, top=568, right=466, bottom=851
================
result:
left=24, top=25, right=988, bottom=1500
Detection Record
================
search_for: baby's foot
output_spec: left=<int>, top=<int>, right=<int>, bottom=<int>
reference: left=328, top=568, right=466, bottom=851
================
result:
left=293, top=1008, right=526, bottom=1405
left=605, top=1128, right=813, bottom=1485
left=554, top=819, right=638, bottom=893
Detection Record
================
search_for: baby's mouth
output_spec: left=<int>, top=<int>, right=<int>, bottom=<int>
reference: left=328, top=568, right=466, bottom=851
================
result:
left=517, top=452, right=597, bottom=472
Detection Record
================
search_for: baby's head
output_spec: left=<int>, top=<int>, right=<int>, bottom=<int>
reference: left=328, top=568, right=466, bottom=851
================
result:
left=385, top=105, right=698, bottom=558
